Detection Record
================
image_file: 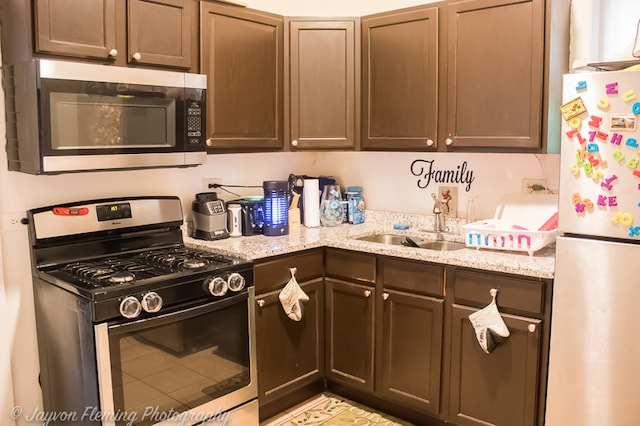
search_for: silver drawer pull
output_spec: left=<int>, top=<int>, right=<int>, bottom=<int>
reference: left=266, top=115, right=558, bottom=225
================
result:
left=363, top=290, right=371, bottom=298
left=382, top=292, right=390, bottom=300
left=528, top=324, right=536, bottom=333
left=257, top=299, right=265, bottom=307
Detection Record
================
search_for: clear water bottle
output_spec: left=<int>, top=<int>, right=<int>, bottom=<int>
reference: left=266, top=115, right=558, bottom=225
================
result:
left=320, top=185, right=343, bottom=227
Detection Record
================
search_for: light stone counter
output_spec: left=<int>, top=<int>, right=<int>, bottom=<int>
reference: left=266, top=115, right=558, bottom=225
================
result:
left=184, top=211, right=556, bottom=279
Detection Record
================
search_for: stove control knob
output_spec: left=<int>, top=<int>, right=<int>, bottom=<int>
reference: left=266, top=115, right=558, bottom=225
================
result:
left=120, top=296, right=142, bottom=319
left=141, top=292, right=163, bottom=313
left=227, top=272, right=245, bottom=292
left=207, top=276, right=228, bottom=296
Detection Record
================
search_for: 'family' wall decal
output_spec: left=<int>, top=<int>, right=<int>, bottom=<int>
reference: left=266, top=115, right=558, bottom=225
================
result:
left=410, top=159, right=475, bottom=192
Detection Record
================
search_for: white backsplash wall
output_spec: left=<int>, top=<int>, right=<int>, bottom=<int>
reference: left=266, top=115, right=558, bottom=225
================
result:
left=180, top=151, right=559, bottom=222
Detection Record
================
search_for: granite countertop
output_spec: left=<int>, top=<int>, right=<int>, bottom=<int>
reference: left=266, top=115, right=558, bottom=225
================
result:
left=184, top=211, right=556, bottom=279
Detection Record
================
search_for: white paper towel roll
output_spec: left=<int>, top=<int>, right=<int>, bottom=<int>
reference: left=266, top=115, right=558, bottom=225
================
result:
left=303, top=179, right=320, bottom=227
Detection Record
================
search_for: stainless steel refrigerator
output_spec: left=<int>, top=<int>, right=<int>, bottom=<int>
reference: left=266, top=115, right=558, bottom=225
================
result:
left=546, top=69, right=640, bottom=425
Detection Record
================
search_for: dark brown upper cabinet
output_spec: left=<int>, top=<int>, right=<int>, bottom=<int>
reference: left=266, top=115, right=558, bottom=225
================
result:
left=362, top=0, right=568, bottom=153
left=29, top=0, right=194, bottom=69
left=285, top=18, right=360, bottom=150
left=127, top=0, right=193, bottom=68
left=361, top=6, right=439, bottom=150
left=34, top=0, right=117, bottom=60
left=201, top=3, right=284, bottom=151
left=444, top=0, right=543, bottom=150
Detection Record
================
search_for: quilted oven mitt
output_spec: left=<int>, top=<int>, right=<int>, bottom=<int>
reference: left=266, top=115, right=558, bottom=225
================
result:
left=279, top=267, right=309, bottom=321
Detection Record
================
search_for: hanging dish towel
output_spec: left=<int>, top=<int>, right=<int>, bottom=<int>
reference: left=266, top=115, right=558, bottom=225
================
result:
left=468, top=289, right=510, bottom=353
left=279, top=267, right=309, bottom=321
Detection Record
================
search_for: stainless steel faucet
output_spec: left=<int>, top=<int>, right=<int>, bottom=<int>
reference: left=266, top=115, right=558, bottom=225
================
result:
left=431, top=193, right=446, bottom=237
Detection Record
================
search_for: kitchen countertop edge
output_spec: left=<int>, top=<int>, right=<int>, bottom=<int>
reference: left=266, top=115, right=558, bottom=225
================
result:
left=184, top=211, right=556, bottom=279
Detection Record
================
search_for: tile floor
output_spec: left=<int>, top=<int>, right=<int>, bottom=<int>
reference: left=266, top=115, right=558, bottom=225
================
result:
left=260, top=392, right=414, bottom=426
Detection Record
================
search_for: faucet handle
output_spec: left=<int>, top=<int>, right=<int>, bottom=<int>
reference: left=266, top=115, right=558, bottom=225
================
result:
left=431, top=193, right=443, bottom=214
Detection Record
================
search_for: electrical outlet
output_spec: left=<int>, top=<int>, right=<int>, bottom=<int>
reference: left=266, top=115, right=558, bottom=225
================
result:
left=2, top=212, right=26, bottom=232
left=203, top=178, right=222, bottom=191
left=521, top=178, right=549, bottom=194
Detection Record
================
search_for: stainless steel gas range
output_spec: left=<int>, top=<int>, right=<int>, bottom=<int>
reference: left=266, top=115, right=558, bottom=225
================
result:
left=27, top=196, right=257, bottom=426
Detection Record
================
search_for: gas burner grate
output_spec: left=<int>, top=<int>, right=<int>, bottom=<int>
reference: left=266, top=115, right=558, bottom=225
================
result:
left=49, top=247, right=235, bottom=289
left=137, top=248, right=232, bottom=272
left=60, top=259, right=161, bottom=288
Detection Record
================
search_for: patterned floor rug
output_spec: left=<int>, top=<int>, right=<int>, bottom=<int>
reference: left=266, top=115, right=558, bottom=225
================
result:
left=271, top=393, right=415, bottom=426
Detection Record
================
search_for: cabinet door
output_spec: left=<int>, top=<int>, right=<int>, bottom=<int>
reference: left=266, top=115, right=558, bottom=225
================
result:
left=201, top=3, right=284, bottom=150
left=361, top=6, right=438, bottom=150
left=128, top=0, right=191, bottom=68
left=287, top=19, right=358, bottom=150
left=325, top=278, right=375, bottom=393
left=34, top=0, right=117, bottom=60
left=449, top=304, right=541, bottom=426
left=255, top=278, right=324, bottom=405
left=445, top=0, right=543, bottom=150
left=380, top=288, right=443, bottom=414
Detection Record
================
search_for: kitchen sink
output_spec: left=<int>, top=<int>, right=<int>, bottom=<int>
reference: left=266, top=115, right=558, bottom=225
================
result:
left=355, top=233, right=411, bottom=245
left=419, top=240, right=466, bottom=251
left=354, top=233, right=466, bottom=251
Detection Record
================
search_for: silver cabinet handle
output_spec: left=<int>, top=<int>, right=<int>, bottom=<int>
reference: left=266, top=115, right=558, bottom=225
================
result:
left=132, top=52, right=142, bottom=61
left=445, top=138, right=453, bottom=146
left=109, top=48, right=118, bottom=57
left=426, top=139, right=434, bottom=147
left=382, top=292, right=390, bottom=300
left=291, top=140, right=298, bottom=147
left=206, top=138, right=214, bottom=147
left=528, top=324, right=536, bottom=333
left=363, top=290, right=371, bottom=298
left=257, top=299, right=265, bottom=307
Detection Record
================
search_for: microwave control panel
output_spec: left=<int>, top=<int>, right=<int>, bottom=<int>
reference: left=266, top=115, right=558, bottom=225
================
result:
left=186, top=102, right=203, bottom=146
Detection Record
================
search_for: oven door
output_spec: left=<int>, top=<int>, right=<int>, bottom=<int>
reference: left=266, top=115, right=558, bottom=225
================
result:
left=94, top=288, right=257, bottom=426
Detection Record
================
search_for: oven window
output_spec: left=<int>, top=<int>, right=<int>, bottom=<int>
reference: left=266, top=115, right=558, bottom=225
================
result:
left=108, top=300, right=250, bottom=425
left=49, top=92, right=176, bottom=149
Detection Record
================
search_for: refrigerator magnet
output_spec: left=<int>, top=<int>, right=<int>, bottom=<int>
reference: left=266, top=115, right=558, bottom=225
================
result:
left=560, top=97, right=587, bottom=120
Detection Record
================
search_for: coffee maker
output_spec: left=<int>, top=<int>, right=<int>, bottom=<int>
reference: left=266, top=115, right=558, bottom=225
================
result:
left=192, top=192, right=230, bottom=240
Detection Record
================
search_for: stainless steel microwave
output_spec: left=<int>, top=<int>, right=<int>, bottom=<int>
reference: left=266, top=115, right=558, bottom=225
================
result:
left=2, top=59, right=207, bottom=174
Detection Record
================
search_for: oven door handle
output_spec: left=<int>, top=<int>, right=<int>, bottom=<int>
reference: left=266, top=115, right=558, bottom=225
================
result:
left=108, top=291, right=248, bottom=335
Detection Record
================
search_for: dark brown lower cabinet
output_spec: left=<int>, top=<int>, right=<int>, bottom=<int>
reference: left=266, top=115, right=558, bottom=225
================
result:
left=324, top=278, right=375, bottom=393
left=256, top=249, right=551, bottom=426
left=380, top=288, right=443, bottom=414
left=255, top=279, right=324, bottom=403
left=447, top=267, right=551, bottom=426
left=448, top=305, right=541, bottom=426
left=253, top=249, right=325, bottom=420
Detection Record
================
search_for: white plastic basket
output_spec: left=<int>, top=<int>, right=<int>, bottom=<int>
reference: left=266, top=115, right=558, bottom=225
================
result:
left=462, top=194, right=559, bottom=256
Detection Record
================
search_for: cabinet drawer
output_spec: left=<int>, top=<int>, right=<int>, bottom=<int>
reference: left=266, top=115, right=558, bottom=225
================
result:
left=452, top=269, right=545, bottom=316
left=381, top=257, right=443, bottom=297
left=254, top=249, right=323, bottom=294
left=325, top=248, right=375, bottom=285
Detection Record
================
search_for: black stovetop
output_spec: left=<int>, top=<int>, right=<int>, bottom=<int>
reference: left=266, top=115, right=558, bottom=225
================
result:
left=46, top=246, right=236, bottom=290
